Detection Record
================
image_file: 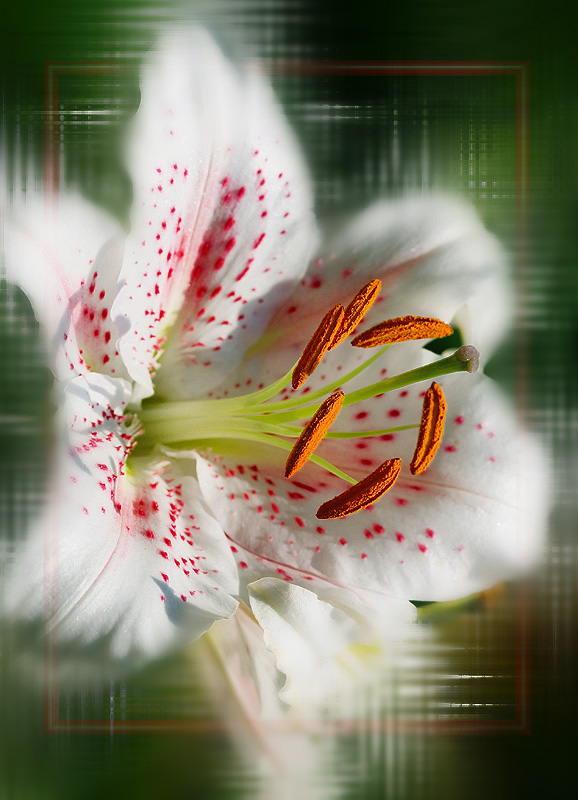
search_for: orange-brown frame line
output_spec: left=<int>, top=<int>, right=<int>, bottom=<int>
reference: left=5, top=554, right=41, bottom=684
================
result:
left=42, top=59, right=531, bottom=735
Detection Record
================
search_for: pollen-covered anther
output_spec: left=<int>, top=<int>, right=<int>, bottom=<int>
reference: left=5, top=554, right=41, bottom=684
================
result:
left=351, top=315, right=453, bottom=348
left=292, top=304, right=345, bottom=389
left=316, top=458, right=402, bottom=519
left=331, top=279, right=382, bottom=348
left=410, top=381, right=447, bottom=475
left=285, top=390, right=344, bottom=478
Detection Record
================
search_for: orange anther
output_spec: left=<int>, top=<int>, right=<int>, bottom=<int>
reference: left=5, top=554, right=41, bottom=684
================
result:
left=351, top=315, right=453, bottom=348
left=316, top=458, right=402, bottom=519
left=285, top=390, right=344, bottom=478
left=292, top=304, right=344, bottom=389
left=331, top=279, right=382, bottom=348
left=409, top=382, right=447, bottom=475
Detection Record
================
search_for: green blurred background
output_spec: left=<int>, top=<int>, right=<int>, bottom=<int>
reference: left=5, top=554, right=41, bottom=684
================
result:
left=1, top=1, right=576, bottom=797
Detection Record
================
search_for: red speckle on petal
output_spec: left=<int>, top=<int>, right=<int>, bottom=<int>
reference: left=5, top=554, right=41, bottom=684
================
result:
left=455, top=416, right=465, bottom=424
left=388, top=409, right=401, bottom=418
left=418, top=543, right=427, bottom=553
left=240, top=561, right=248, bottom=569
left=396, top=532, right=404, bottom=543
left=235, top=264, right=250, bottom=282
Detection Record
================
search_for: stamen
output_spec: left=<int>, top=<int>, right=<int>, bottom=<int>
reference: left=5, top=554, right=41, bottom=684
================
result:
left=292, top=304, right=345, bottom=389
left=316, top=458, right=402, bottom=519
left=410, top=381, right=447, bottom=475
left=331, top=279, right=382, bottom=348
left=351, top=315, right=453, bottom=348
left=285, top=390, right=344, bottom=478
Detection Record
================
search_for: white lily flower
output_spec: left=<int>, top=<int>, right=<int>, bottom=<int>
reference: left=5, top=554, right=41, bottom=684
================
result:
left=3, top=29, right=547, bottom=689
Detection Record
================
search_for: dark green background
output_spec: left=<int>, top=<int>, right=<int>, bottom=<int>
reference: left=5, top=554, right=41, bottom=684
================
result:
left=1, top=1, right=576, bottom=798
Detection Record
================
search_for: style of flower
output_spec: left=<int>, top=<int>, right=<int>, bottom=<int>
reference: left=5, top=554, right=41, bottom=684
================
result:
left=3, top=29, right=546, bottom=683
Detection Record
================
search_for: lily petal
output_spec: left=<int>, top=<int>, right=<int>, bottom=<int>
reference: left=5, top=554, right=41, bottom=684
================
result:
left=265, top=196, right=510, bottom=363
left=2, top=192, right=124, bottom=379
left=207, top=603, right=287, bottom=722
left=248, top=578, right=414, bottom=708
left=194, top=346, right=546, bottom=603
left=112, top=29, right=317, bottom=401
left=6, top=371, right=238, bottom=673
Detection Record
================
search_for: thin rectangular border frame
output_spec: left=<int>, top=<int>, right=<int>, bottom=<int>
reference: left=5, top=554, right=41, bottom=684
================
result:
left=43, top=59, right=531, bottom=735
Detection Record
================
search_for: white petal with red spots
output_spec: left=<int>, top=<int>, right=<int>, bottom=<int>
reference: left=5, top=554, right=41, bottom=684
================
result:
left=265, top=195, right=509, bottom=362
left=194, top=350, right=546, bottom=603
left=112, top=29, right=317, bottom=401
left=61, top=235, right=129, bottom=381
left=6, top=372, right=238, bottom=670
left=2, top=192, right=124, bottom=380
